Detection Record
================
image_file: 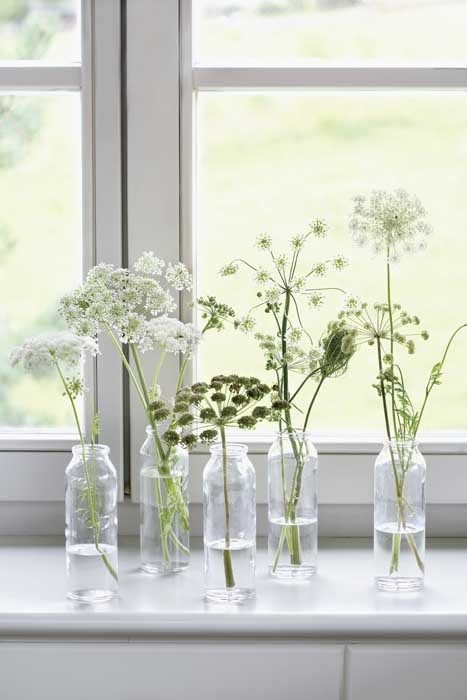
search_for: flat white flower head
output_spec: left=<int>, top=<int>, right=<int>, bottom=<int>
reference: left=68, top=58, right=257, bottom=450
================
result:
left=10, top=332, right=97, bottom=376
left=140, top=316, right=201, bottom=355
left=165, top=262, right=193, bottom=291
left=349, top=189, right=432, bottom=262
left=134, top=252, right=165, bottom=276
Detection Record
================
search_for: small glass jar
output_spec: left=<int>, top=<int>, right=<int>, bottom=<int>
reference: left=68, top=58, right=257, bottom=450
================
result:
left=268, top=429, right=318, bottom=579
left=374, top=439, right=426, bottom=591
left=140, top=426, right=190, bottom=574
left=203, top=443, right=256, bottom=603
left=65, top=444, right=118, bottom=602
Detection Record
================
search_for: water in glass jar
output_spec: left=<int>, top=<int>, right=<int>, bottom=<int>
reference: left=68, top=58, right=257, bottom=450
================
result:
left=66, top=543, right=118, bottom=602
left=205, top=538, right=255, bottom=602
left=374, top=521, right=425, bottom=591
left=268, top=516, right=317, bottom=578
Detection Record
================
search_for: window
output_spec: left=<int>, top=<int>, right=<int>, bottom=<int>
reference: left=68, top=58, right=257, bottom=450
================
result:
left=0, top=1, right=123, bottom=502
left=186, top=0, right=467, bottom=436
left=116, top=2, right=467, bottom=517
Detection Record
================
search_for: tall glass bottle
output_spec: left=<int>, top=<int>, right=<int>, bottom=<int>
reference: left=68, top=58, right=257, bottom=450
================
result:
left=204, top=443, right=256, bottom=602
left=374, top=439, right=426, bottom=591
left=140, top=426, right=190, bottom=574
left=65, top=444, right=119, bottom=602
left=268, top=429, right=318, bottom=579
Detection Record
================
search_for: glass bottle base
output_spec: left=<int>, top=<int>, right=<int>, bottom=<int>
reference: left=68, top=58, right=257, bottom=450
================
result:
left=269, top=564, right=317, bottom=580
left=375, top=576, right=424, bottom=592
left=140, top=560, right=189, bottom=575
left=205, top=587, right=255, bottom=603
left=67, top=588, right=117, bottom=603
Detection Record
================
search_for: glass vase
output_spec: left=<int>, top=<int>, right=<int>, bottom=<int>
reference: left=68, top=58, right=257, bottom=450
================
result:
left=374, top=439, right=426, bottom=591
left=268, top=429, right=318, bottom=579
left=203, top=443, right=256, bottom=603
left=65, top=444, right=119, bottom=602
left=140, top=426, right=190, bottom=574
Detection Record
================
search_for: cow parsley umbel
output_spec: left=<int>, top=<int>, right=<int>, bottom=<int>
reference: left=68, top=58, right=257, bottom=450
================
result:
left=220, top=221, right=356, bottom=571
left=346, top=190, right=466, bottom=577
left=167, top=375, right=272, bottom=590
left=10, top=332, right=117, bottom=582
left=60, top=253, right=227, bottom=567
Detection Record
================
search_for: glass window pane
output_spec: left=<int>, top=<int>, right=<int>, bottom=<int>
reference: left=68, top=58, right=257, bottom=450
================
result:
left=1, top=93, right=81, bottom=429
left=0, top=0, right=80, bottom=62
left=197, top=92, right=467, bottom=432
left=194, top=1, right=467, bottom=66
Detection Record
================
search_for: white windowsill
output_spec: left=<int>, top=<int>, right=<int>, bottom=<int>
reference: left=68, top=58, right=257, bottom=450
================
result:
left=1, top=536, right=467, bottom=640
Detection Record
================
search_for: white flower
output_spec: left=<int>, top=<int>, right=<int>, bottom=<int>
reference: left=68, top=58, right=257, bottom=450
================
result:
left=256, top=268, right=269, bottom=285
left=165, top=262, right=193, bottom=291
left=256, top=233, right=272, bottom=250
left=140, top=316, right=201, bottom=355
left=236, top=315, right=255, bottom=333
left=264, top=287, right=280, bottom=304
left=349, top=189, right=432, bottom=261
left=10, top=332, right=97, bottom=375
left=134, top=251, right=165, bottom=276
left=220, top=262, right=239, bottom=277
left=308, top=292, right=324, bottom=308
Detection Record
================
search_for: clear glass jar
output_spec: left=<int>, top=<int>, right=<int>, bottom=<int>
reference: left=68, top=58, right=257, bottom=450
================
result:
left=374, top=439, right=426, bottom=591
left=140, top=426, right=190, bottom=574
left=268, top=429, right=318, bottom=579
left=203, top=443, right=256, bottom=602
left=65, top=444, right=118, bottom=602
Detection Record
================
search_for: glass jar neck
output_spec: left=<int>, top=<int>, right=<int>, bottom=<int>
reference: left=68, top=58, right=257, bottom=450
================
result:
left=72, top=444, right=109, bottom=458
left=384, top=439, right=418, bottom=450
left=210, top=443, right=248, bottom=458
left=276, top=429, right=312, bottom=439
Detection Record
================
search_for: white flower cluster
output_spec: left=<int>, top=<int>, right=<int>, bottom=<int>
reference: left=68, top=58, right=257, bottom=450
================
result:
left=350, top=189, right=432, bottom=261
left=255, top=331, right=324, bottom=376
left=10, top=332, right=97, bottom=375
left=138, top=316, right=201, bottom=355
left=59, top=254, right=196, bottom=353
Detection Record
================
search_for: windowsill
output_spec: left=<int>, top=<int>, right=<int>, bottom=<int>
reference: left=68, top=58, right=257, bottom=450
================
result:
left=1, top=536, right=467, bottom=641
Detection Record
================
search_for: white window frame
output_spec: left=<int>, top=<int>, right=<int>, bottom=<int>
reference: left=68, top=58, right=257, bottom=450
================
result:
left=0, top=0, right=125, bottom=501
left=126, top=1, right=467, bottom=515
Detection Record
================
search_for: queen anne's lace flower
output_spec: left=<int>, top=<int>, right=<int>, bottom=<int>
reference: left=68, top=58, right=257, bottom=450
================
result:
left=349, top=189, right=432, bottom=262
left=141, top=317, right=201, bottom=354
left=256, top=233, right=272, bottom=250
left=134, top=251, right=165, bottom=276
left=10, top=332, right=98, bottom=375
left=60, top=254, right=195, bottom=351
left=165, top=262, right=192, bottom=291
left=220, top=262, right=239, bottom=276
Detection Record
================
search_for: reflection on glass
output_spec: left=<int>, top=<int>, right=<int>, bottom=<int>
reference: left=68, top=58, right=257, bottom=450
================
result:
left=0, top=0, right=80, bottom=62
left=194, top=0, right=467, bottom=65
left=197, top=92, right=467, bottom=431
left=0, top=94, right=81, bottom=428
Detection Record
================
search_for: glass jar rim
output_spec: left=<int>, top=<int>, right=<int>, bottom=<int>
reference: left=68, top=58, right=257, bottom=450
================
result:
left=210, top=442, right=248, bottom=456
left=384, top=438, right=419, bottom=448
left=275, top=428, right=312, bottom=437
left=72, top=443, right=110, bottom=456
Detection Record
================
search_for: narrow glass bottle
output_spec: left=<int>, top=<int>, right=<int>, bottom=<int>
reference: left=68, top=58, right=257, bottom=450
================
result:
left=268, top=429, right=318, bottom=579
left=204, top=443, right=256, bottom=602
left=65, top=444, right=118, bottom=602
left=374, top=439, right=426, bottom=591
left=140, top=426, right=190, bottom=574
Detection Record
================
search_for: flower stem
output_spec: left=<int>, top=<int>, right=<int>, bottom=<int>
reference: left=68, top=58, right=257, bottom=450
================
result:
left=220, top=426, right=235, bottom=589
left=55, top=360, right=117, bottom=582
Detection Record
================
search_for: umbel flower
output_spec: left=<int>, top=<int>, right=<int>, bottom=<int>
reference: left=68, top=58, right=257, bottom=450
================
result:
left=10, top=331, right=117, bottom=582
left=11, top=332, right=98, bottom=376
left=59, top=253, right=193, bottom=351
left=349, top=189, right=432, bottom=262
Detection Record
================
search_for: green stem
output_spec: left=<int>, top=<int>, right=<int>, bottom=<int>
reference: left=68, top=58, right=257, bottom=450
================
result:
left=55, top=360, right=117, bottom=582
left=220, top=426, right=235, bottom=589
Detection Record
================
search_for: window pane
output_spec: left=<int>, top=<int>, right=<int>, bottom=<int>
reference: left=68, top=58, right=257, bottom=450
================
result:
left=194, top=1, right=467, bottom=66
left=1, top=93, right=81, bottom=429
left=197, top=92, right=467, bottom=432
left=0, top=0, right=80, bottom=62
